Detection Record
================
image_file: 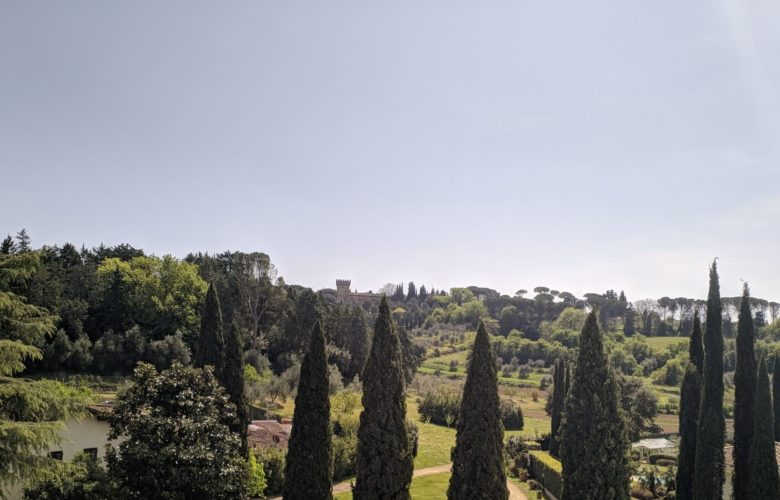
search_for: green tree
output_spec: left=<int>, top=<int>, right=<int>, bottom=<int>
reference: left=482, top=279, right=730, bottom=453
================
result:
left=354, top=296, right=413, bottom=500
left=675, top=312, right=703, bottom=500
left=23, top=452, right=114, bottom=500
left=447, top=321, right=508, bottom=500
left=283, top=321, right=332, bottom=500
left=733, top=284, right=757, bottom=500
left=106, top=363, right=247, bottom=499
left=774, top=353, right=780, bottom=441
left=1, top=252, right=90, bottom=494
left=748, top=355, right=780, bottom=499
left=549, top=358, right=566, bottom=458
left=223, top=319, right=249, bottom=457
left=693, top=261, right=726, bottom=500
left=560, top=310, right=630, bottom=500
left=194, top=281, right=225, bottom=369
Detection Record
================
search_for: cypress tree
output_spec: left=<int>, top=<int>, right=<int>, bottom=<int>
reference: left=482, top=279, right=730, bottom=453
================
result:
left=733, top=284, right=757, bottom=500
left=194, top=281, right=225, bottom=369
left=675, top=312, right=703, bottom=500
left=560, top=310, right=630, bottom=500
left=447, top=322, right=508, bottom=500
left=693, top=261, right=726, bottom=500
left=774, top=353, right=780, bottom=441
left=223, top=319, right=249, bottom=457
left=550, top=358, right=565, bottom=458
left=748, top=355, right=780, bottom=499
left=283, top=321, right=333, bottom=500
left=354, top=296, right=413, bottom=500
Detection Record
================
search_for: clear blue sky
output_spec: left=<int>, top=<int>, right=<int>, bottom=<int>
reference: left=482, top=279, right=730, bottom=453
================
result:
left=2, top=1, right=779, bottom=301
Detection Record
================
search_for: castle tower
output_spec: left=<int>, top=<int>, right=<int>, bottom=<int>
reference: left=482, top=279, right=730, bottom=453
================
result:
left=336, top=279, right=351, bottom=302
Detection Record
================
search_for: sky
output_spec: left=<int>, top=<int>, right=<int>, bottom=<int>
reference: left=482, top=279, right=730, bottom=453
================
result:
left=2, top=1, right=779, bottom=301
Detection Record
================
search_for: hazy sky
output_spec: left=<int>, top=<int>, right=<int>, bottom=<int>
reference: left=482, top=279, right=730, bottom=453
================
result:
left=2, top=1, right=779, bottom=301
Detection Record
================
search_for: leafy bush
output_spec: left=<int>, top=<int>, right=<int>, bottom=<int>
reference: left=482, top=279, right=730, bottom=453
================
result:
left=648, top=453, right=677, bottom=465
left=253, top=447, right=285, bottom=496
left=504, top=436, right=530, bottom=477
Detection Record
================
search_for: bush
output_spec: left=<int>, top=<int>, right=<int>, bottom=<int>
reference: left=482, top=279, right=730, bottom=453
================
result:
left=529, top=451, right=562, bottom=499
left=253, top=447, right=285, bottom=496
left=420, top=388, right=523, bottom=430
left=504, top=436, right=530, bottom=478
left=500, top=399, right=524, bottom=430
left=656, top=458, right=676, bottom=467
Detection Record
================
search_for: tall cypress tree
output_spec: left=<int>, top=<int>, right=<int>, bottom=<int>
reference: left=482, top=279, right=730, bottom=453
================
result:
left=550, top=358, right=565, bottom=458
left=223, top=319, right=249, bottom=457
left=283, top=321, right=333, bottom=500
left=774, top=353, right=780, bottom=442
left=733, top=284, right=757, bottom=500
left=748, top=355, right=780, bottom=499
left=447, top=321, right=508, bottom=500
left=194, top=281, right=225, bottom=369
left=693, top=261, right=726, bottom=500
left=354, top=296, right=413, bottom=500
left=676, top=312, right=703, bottom=500
left=560, top=310, right=630, bottom=500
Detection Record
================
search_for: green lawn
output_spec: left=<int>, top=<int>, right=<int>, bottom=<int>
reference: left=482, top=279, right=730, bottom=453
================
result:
left=645, top=336, right=688, bottom=351
left=334, top=472, right=451, bottom=499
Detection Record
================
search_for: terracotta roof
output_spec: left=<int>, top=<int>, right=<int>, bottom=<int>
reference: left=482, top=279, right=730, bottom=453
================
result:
left=248, top=420, right=291, bottom=450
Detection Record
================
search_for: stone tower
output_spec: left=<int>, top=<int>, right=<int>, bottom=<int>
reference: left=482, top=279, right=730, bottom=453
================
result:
left=336, top=279, right=351, bottom=302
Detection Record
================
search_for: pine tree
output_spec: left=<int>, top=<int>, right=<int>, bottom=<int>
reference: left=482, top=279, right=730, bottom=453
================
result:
left=283, top=321, right=333, bottom=500
left=447, top=321, right=508, bottom=500
left=15, top=228, right=31, bottom=253
left=406, top=282, right=417, bottom=301
left=733, top=284, right=757, bottom=500
left=194, top=281, right=225, bottom=369
left=774, top=354, right=780, bottom=441
left=748, top=355, right=780, bottom=499
left=354, top=296, right=413, bottom=500
left=560, top=310, right=630, bottom=500
left=693, top=261, right=726, bottom=500
left=1, top=252, right=90, bottom=491
left=1, top=235, right=15, bottom=254
left=675, top=312, right=703, bottom=500
left=550, top=358, right=565, bottom=458
left=223, top=319, right=249, bottom=457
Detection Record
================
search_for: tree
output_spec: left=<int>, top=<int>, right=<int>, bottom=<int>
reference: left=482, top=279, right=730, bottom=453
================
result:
left=223, top=319, right=249, bottom=456
left=1, top=251, right=90, bottom=492
left=748, top=355, right=780, bottom=499
left=733, top=284, right=757, bottom=500
left=694, top=261, right=725, bottom=500
left=623, top=305, right=636, bottom=336
left=774, top=353, right=780, bottom=441
left=15, top=229, right=31, bottom=253
left=232, top=252, right=286, bottom=349
left=447, top=322, right=508, bottom=500
left=354, top=296, right=413, bottom=500
left=23, top=452, right=113, bottom=500
left=406, top=282, right=417, bottom=301
left=194, top=281, right=225, bottom=369
left=1, top=235, right=16, bottom=254
left=283, top=321, right=332, bottom=500
left=676, top=312, right=703, bottom=500
left=560, top=310, right=630, bottom=500
left=106, top=363, right=247, bottom=499
left=549, top=358, right=566, bottom=458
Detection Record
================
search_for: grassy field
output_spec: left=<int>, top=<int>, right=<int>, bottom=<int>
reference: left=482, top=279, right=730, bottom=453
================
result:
left=645, top=336, right=688, bottom=351
left=334, top=472, right=451, bottom=499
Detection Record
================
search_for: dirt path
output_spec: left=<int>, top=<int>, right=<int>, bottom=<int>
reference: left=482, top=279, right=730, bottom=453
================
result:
left=271, top=463, right=527, bottom=499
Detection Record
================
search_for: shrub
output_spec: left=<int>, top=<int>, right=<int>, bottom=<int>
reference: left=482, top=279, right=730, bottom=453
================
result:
left=504, top=436, right=530, bottom=478
left=253, top=447, right=285, bottom=496
left=528, top=451, right=562, bottom=499
left=420, top=388, right=523, bottom=430
left=648, top=453, right=677, bottom=465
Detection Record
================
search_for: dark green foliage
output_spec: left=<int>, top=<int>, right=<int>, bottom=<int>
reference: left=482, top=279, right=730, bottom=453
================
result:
left=693, top=262, right=725, bottom=500
left=549, top=358, right=566, bottom=458
left=23, top=452, right=114, bottom=500
left=623, top=306, right=636, bottom=336
left=560, top=310, right=630, bottom=500
left=106, top=363, right=247, bottom=499
left=417, top=387, right=523, bottom=430
left=733, top=284, right=757, bottom=500
left=254, top=447, right=286, bottom=497
left=774, top=353, right=780, bottom=441
left=223, top=320, right=249, bottom=457
left=675, top=314, right=704, bottom=500
left=283, top=321, right=333, bottom=500
left=448, top=321, right=508, bottom=500
left=354, top=296, right=413, bottom=500
left=397, top=326, right=424, bottom=385
left=194, top=281, right=225, bottom=369
left=748, top=356, right=780, bottom=499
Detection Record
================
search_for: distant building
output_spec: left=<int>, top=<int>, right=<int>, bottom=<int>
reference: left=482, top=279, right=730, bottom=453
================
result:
left=248, top=419, right=292, bottom=451
left=335, top=279, right=381, bottom=305
left=631, top=438, right=677, bottom=461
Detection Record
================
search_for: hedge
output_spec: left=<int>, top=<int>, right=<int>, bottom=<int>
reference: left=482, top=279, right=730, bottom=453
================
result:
left=529, top=450, right=563, bottom=499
